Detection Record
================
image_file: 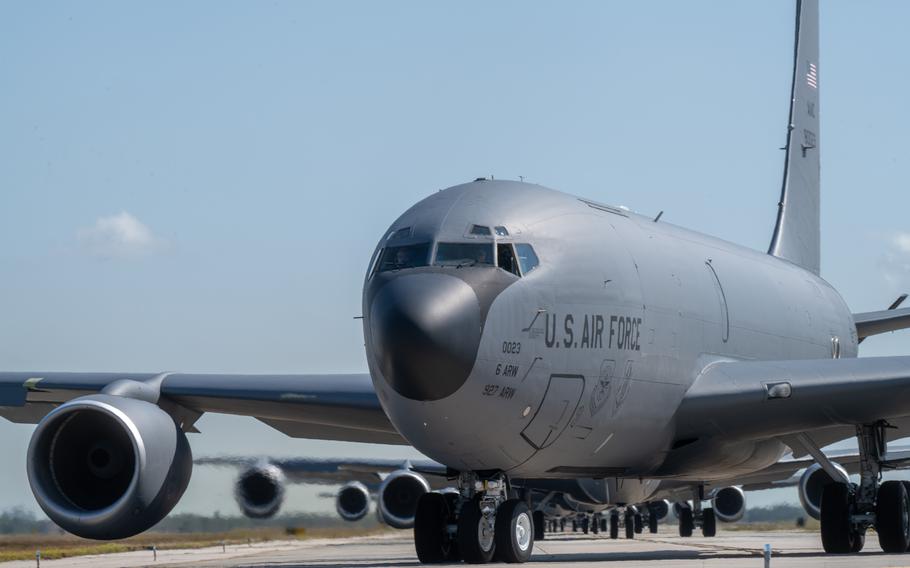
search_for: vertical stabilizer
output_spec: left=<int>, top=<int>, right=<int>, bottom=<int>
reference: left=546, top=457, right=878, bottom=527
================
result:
left=769, top=0, right=820, bottom=274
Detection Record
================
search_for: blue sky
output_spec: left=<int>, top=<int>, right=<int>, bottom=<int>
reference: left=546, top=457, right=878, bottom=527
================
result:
left=0, top=1, right=908, bottom=516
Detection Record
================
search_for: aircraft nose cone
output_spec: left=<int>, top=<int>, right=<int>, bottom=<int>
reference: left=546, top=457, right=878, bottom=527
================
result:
left=370, top=273, right=482, bottom=401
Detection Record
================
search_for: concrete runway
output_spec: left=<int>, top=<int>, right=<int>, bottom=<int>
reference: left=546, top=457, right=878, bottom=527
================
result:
left=6, top=530, right=910, bottom=568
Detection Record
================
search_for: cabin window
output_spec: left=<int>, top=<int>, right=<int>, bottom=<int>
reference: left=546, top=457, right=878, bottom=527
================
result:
left=515, top=244, right=540, bottom=274
left=497, top=244, right=521, bottom=276
left=377, top=243, right=430, bottom=272
left=435, top=243, right=494, bottom=267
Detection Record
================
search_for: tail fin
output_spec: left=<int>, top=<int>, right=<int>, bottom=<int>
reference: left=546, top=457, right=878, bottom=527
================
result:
left=769, top=0, right=820, bottom=274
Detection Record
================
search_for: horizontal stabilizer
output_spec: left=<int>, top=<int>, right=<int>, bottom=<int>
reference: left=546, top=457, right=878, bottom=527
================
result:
left=854, top=307, right=910, bottom=339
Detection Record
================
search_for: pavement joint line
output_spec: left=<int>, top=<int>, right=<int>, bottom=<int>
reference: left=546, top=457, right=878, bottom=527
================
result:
left=639, top=535, right=772, bottom=557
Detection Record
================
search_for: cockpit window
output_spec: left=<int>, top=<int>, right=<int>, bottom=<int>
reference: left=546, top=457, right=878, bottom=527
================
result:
left=388, top=227, right=411, bottom=241
left=469, top=225, right=492, bottom=236
left=497, top=244, right=520, bottom=276
left=377, top=243, right=430, bottom=272
left=494, top=226, right=509, bottom=237
left=515, top=243, right=540, bottom=274
left=435, top=243, right=494, bottom=267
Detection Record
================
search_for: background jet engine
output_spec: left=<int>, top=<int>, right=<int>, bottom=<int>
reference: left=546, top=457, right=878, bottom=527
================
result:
left=26, top=394, right=192, bottom=540
left=234, top=463, right=286, bottom=518
left=377, top=470, right=429, bottom=528
left=648, top=499, right=671, bottom=521
left=712, top=486, right=746, bottom=523
left=336, top=481, right=371, bottom=521
left=798, top=462, right=849, bottom=520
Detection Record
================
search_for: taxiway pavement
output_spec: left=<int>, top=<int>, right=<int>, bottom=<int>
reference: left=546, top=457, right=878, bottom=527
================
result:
left=4, top=530, right=910, bottom=567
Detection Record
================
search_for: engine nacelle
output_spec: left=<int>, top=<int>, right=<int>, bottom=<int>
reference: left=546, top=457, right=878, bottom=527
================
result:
left=672, top=501, right=690, bottom=518
left=648, top=500, right=670, bottom=521
left=377, top=470, right=429, bottom=529
left=26, top=394, right=192, bottom=540
left=798, top=462, right=849, bottom=520
left=336, top=481, right=371, bottom=522
left=235, top=464, right=286, bottom=519
left=712, top=486, right=746, bottom=523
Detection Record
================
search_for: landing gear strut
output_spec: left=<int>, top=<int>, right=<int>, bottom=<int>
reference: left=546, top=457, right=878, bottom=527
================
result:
left=677, top=488, right=717, bottom=538
left=819, top=421, right=910, bottom=554
left=414, top=472, right=534, bottom=564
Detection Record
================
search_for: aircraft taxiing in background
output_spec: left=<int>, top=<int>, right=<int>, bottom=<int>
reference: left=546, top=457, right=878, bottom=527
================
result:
left=3, top=0, right=910, bottom=563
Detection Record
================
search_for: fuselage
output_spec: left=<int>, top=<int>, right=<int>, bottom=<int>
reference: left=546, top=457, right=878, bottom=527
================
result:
left=362, top=180, right=856, bottom=487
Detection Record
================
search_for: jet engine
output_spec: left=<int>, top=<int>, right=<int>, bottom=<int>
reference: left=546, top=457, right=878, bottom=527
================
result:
left=648, top=499, right=671, bottom=521
left=377, top=470, right=430, bottom=528
left=798, top=462, right=849, bottom=520
left=26, top=394, right=192, bottom=540
left=712, top=486, right=746, bottom=523
left=336, top=481, right=371, bottom=521
left=672, top=501, right=689, bottom=518
left=234, top=464, right=286, bottom=518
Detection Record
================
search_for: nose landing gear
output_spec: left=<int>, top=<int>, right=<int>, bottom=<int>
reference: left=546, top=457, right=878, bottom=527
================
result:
left=413, top=472, right=534, bottom=564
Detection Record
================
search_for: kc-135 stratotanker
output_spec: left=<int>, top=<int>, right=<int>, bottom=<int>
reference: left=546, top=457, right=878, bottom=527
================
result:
left=4, top=0, right=910, bottom=562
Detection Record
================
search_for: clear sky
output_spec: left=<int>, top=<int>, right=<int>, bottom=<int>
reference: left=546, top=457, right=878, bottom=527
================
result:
left=0, top=1, right=908, bottom=517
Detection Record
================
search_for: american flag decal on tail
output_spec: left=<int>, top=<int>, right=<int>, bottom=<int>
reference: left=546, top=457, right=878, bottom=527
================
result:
left=806, top=62, right=818, bottom=89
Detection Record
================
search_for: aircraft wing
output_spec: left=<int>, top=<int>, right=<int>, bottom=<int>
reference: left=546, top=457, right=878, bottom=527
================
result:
left=195, top=455, right=447, bottom=485
left=675, top=356, right=910, bottom=443
left=0, top=371, right=406, bottom=445
left=728, top=447, right=910, bottom=491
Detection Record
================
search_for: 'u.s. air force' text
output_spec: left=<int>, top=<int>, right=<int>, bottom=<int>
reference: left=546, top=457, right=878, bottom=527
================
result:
left=543, top=313, right=642, bottom=351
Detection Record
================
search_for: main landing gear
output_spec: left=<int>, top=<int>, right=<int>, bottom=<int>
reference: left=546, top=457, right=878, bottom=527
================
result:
left=677, top=494, right=716, bottom=538
left=414, top=472, right=534, bottom=564
left=819, top=421, right=910, bottom=554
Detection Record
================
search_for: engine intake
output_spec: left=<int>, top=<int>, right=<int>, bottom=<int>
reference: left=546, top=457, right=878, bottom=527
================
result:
left=336, top=481, right=371, bottom=521
left=712, top=486, right=746, bottom=523
left=27, top=394, right=192, bottom=540
left=235, top=464, right=286, bottom=518
left=648, top=500, right=670, bottom=521
left=377, top=470, right=429, bottom=528
left=798, top=462, right=849, bottom=520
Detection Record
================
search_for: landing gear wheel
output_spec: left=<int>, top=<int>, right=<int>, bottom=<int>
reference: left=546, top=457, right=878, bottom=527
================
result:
left=678, top=507, right=694, bottom=538
left=457, top=496, right=496, bottom=564
left=903, top=481, right=910, bottom=551
left=571, top=520, right=577, bottom=532
left=494, top=499, right=534, bottom=563
left=648, top=512, right=658, bottom=534
left=582, top=517, right=589, bottom=534
left=560, top=518, right=565, bottom=532
left=592, top=516, right=599, bottom=535
left=851, top=528, right=865, bottom=553
left=876, top=480, right=910, bottom=553
left=624, top=510, right=634, bottom=539
left=600, top=517, right=607, bottom=532
left=414, top=493, right=455, bottom=564
left=443, top=493, right=461, bottom=561
left=634, top=513, right=643, bottom=534
left=701, top=508, right=716, bottom=537
left=609, top=513, right=619, bottom=539
left=533, top=510, right=545, bottom=542
left=820, top=482, right=856, bottom=554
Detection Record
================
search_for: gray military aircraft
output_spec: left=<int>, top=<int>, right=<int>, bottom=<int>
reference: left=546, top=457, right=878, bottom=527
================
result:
left=194, top=455, right=450, bottom=527
left=2, top=0, right=910, bottom=563
left=194, top=453, right=687, bottom=540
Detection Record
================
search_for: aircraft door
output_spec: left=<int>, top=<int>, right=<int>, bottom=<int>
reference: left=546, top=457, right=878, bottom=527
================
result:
left=520, top=374, right=585, bottom=450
